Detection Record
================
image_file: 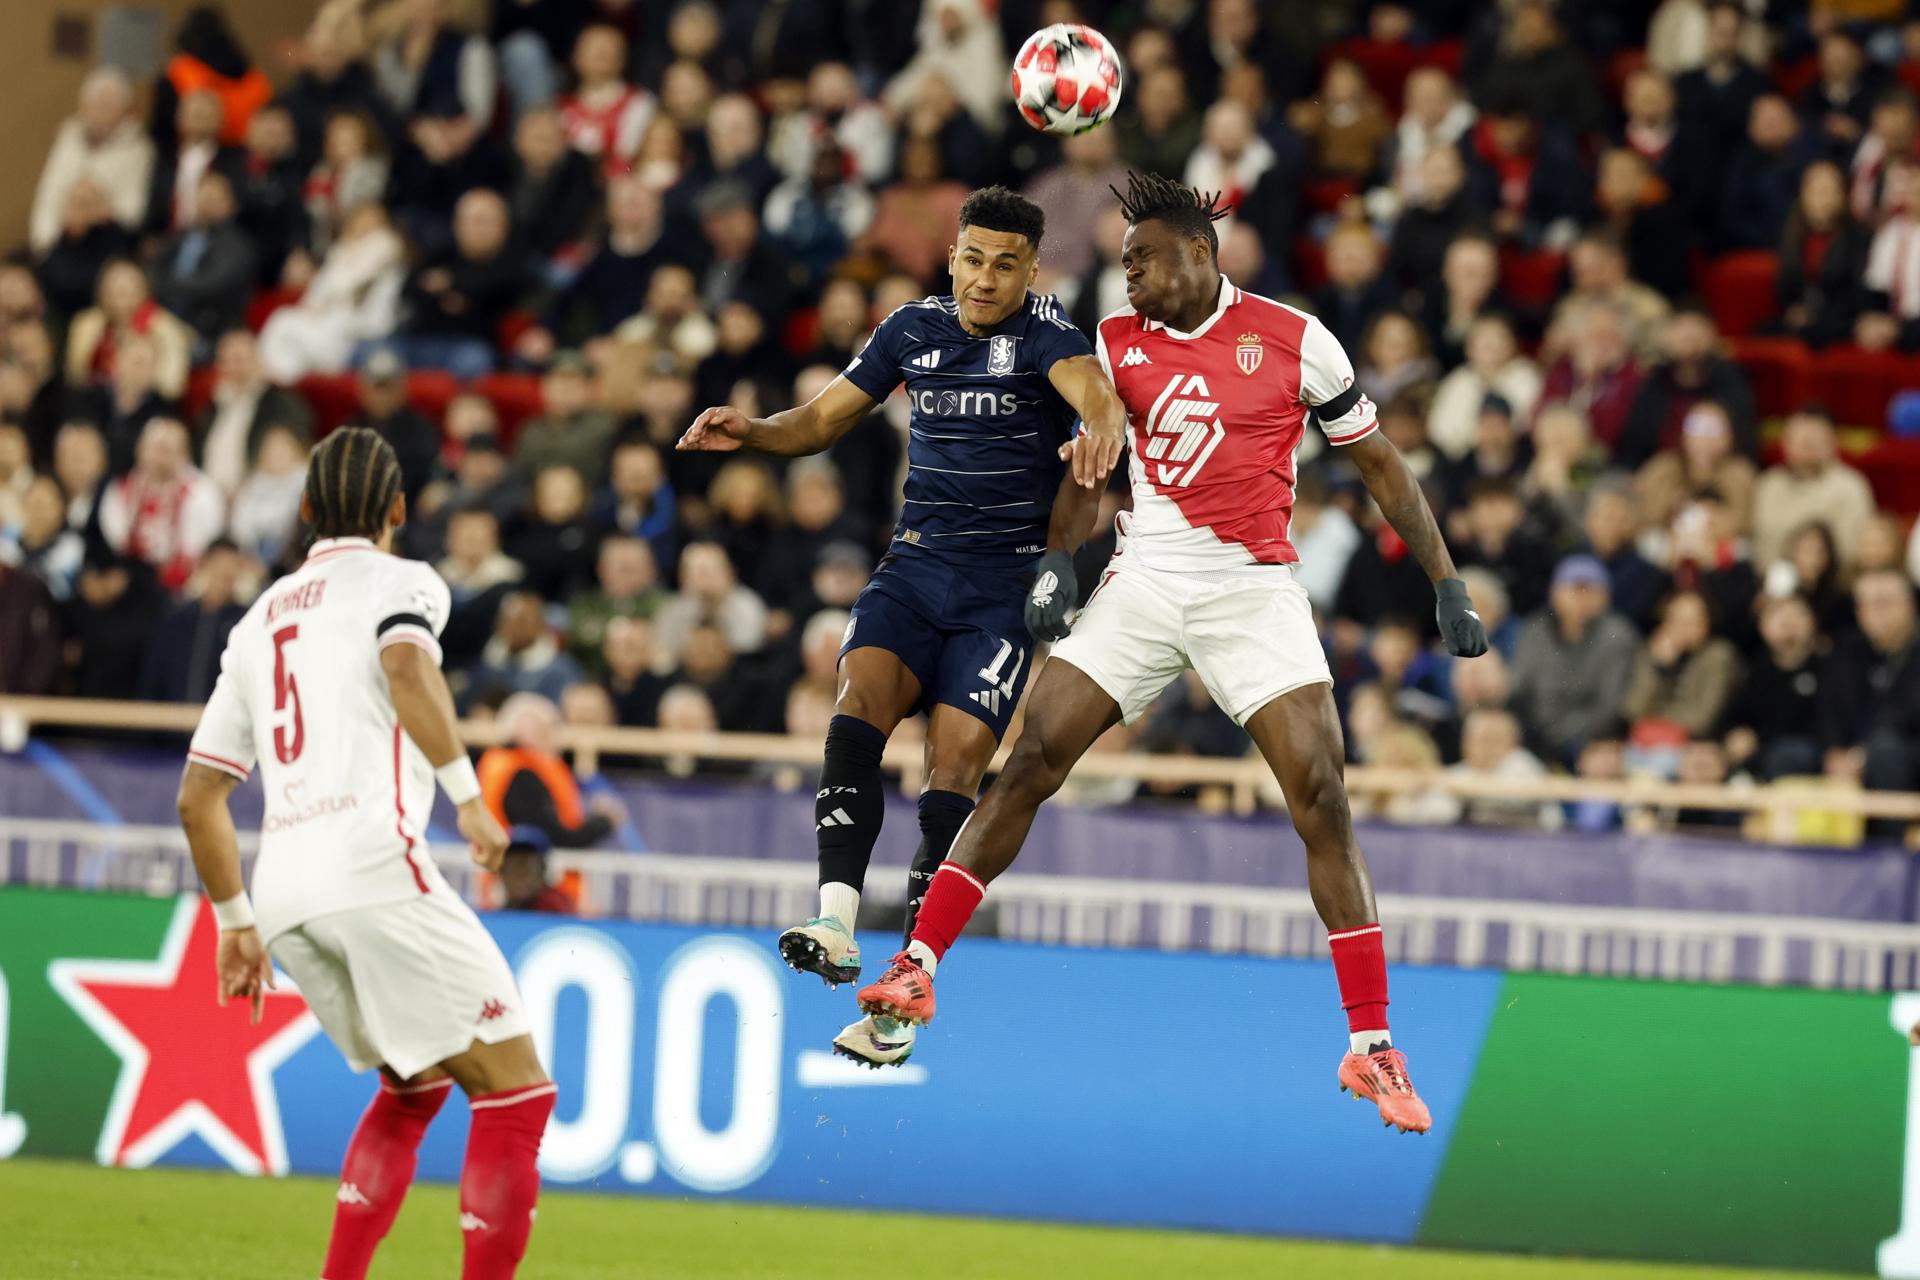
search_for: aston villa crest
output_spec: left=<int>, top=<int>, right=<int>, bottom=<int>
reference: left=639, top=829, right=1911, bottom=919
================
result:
left=1235, top=332, right=1263, bottom=376
left=988, top=334, right=1017, bottom=376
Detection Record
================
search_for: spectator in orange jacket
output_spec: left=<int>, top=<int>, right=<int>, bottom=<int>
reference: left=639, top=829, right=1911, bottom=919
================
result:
left=478, top=691, right=626, bottom=848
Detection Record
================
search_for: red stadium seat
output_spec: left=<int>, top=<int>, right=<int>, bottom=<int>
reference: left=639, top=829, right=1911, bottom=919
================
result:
left=1292, top=236, right=1328, bottom=293
left=496, top=309, right=537, bottom=354
left=1696, top=251, right=1781, bottom=338
left=1772, top=56, right=1820, bottom=104
left=783, top=307, right=820, bottom=358
left=472, top=373, right=544, bottom=449
left=1317, top=38, right=1464, bottom=115
left=1304, top=177, right=1360, bottom=216
left=1606, top=48, right=1648, bottom=103
left=1498, top=246, right=1565, bottom=309
left=406, top=370, right=460, bottom=425
left=1808, top=345, right=1912, bottom=428
left=1856, top=438, right=1920, bottom=513
left=245, top=287, right=303, bottom=333
left=182, top=365, right=219, bottom=423
left=296, top=373, right=362, bottom=435
left=1728, top=337, right=1812, bottom=419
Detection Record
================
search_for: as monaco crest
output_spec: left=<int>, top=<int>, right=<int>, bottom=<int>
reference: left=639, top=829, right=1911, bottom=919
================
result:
left=1235, top=332, right=1263, bottom=376
left=988, top=335, right=1017, bottom=376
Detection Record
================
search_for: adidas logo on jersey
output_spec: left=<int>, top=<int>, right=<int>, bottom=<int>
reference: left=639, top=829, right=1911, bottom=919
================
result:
left=970, top=689, right=1003, bottom=715
left=1119, top=347, right=1151, bottom=367
left=909, top=349, right=943, bottom=369
left=817, top=807, right=856, bottom=829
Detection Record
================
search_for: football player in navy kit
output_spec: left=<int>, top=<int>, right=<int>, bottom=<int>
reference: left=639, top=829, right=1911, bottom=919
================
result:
left=677, top=187, right=1125, bottom=1065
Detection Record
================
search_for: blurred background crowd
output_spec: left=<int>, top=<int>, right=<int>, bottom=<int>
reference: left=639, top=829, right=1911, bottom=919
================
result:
left=2, top=0, right=1919, bottom=839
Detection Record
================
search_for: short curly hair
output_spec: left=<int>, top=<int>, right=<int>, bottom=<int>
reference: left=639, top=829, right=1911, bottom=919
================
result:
left=1110, top=170, right=1230, bottom=258
left=957, top=186, right=1046, bottom=250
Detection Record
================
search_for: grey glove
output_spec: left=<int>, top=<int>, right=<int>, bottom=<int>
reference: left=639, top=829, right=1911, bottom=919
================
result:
left=1025, top=549, right=1080, bottom=643
left=1435, top=577, right=1488, bottom=657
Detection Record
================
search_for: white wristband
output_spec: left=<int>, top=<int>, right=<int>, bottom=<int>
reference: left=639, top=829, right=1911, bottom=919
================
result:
left=436, top=756, right=482, bottom=806
left=211, top=892, right=255, bottom=931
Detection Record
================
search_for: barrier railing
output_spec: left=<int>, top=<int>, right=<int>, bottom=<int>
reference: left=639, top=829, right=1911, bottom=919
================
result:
left=5, top=694, right=1919, bottom=825
left=4, top=819, right=1915, bottom=990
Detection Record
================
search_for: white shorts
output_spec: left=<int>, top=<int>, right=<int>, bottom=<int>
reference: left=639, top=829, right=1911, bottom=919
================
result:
left=1049, top=555, right=1332, bottom=727
left=271, top=890, right=530, bottom=1080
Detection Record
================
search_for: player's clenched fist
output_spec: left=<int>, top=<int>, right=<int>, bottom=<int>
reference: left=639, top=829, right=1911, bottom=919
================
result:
left=1434, top=578, right=1489, bottom=658
left=1025, top=549, right=1080, bottom=642
left=677, top=405, right=751, bottom=452
left=458, top=799, right=511, bottom=872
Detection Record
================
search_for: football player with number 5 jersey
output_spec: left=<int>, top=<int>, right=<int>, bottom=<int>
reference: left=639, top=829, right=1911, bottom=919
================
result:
left=859, top=173, right=1492, bottom=1135
left=177, top=429, right=554, bottom=1279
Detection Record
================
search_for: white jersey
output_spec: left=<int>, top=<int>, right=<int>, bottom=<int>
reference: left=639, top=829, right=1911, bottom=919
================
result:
left=188, top=537, right=455, bottom=944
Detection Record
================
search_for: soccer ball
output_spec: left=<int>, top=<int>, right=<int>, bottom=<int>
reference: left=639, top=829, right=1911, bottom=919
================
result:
left=1011, top=24, right=1123, bottom=136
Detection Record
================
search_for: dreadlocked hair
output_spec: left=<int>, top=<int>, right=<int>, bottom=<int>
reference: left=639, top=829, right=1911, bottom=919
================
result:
left=302, top=426, right=404, bottom=546
left=1109, top=171, right=1230, bottom=257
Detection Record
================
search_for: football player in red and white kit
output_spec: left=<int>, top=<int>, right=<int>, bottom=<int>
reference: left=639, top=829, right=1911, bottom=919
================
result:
left=177, top=428, right=554, bottom=1279
left=858, top=173, right=1489, bottom=1135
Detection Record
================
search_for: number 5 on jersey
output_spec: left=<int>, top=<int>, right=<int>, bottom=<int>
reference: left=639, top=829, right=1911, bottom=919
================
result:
left=271, top=624, right=305, bottom=764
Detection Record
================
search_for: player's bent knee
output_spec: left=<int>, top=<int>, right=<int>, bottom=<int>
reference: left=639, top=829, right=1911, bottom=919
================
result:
left=1003, top=734, right=1071, bottom=803
left=441, top=1034, right=549, bottom=1097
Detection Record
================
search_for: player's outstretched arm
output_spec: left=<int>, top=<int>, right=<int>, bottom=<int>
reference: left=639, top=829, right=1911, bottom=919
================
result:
left=1346, top=431, right=1489, bottom=658
left=675, top=376, right=880, bottom=458
left=381, top=643, right=510, bottom=871
left=178, top=762, right=275, bottom=1024
left=1047, top=355, right=1127, bottom=489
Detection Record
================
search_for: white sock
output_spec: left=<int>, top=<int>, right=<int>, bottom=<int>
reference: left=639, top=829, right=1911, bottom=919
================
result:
left=906, top=939, right=939, bottom=976
left=1351, top=1029, right=1391, bottom=1055
left=819, top=882, right=860, bottom=930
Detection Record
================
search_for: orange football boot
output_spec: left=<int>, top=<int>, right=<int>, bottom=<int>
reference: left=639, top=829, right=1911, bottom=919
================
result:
left=855, top=951, right=937, bottom=1026
left=1337, top=1046, right=1433, bottom=1134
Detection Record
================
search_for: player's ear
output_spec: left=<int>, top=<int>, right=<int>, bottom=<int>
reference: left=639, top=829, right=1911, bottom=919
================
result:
left=298, top=491, right=313, bottom=524
left=389, top=492, right=406, bottom=529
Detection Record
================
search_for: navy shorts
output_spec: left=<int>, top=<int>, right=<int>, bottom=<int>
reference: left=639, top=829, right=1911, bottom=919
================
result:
left=840, top=551, right=1034, bottom=739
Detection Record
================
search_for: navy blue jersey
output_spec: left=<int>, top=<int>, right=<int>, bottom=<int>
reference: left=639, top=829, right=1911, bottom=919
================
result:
left=840, top=294, right=1092, bottom=569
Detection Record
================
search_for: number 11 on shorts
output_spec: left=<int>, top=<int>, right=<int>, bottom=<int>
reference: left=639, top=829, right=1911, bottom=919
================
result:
left=972, top=640, right=1026, bottom=718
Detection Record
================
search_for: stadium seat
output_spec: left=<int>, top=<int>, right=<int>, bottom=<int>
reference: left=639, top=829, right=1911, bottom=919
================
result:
left=782, top=307, right=820, bottom=358
left=406, top=370, right=461, bottom=425
left=1808, top=345, right=1911, bottom=428
left=296, top=373, right=362, bottom=434
left=1304, top=177, right=1360, bottom=216
left=1499, top=247, right=1565, bottom=310
left=1727, top=337, right=1813, bottom=418
left=1772, top=56, right=1819, bottom=104
left=1292, top=236, right=1328, bottom=292
left=472, top=372, right=544, bottom=448
left=1859, top=438, right=1920, bottom=512
left=1317, top=38, right=1463, bottom=115
left=496, top=309, right=537, bottom=354
left=182, top=365, right=219, bottom=423
left=1696, top=251, right=1781, bottom=338
left=245, top=287, right=303, bottom=333
left=1605, top=48, right=1648, bottom=103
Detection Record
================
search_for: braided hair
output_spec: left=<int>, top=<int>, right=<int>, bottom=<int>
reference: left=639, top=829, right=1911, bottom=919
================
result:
left=1108, top=171, right=1231, bottom=258
left=302, top=427, right=404, bottom=545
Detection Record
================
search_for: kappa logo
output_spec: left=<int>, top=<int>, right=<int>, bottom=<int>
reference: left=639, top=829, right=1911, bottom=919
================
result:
left=1141, top=373, right=1225, bottom=488
left=988, top=334, right=1017, bottom=376
left=460, top=1212, right=491, bottom=1233
left=909, top=349, right=944, bottom=370
left=1119, top=347, right=1151, bottom=368
left=479, top=998, right=510, bottom=1022
left=337, top=1181, right=372, bottom=1206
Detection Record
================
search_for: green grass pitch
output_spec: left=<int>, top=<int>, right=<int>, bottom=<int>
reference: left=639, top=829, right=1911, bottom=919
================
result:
left=0, top=1158, right=1854, bottom=1279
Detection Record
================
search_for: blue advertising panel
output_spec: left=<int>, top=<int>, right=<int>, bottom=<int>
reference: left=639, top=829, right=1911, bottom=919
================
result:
left=269, top=914, right=1505, bottom=1242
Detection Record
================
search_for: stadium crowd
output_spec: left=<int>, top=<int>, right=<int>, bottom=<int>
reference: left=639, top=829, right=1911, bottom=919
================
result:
left=2, top=0, right=1919, bottom=838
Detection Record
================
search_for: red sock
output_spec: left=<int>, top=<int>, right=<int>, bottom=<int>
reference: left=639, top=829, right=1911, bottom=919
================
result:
left=1328, top=924, right=1390, bottom=1042
left=909, top=862, right=987, bottom=961
left=323, top=1077, right=452, bottom=1280
left=460, top=1083, right=556, bottom=1280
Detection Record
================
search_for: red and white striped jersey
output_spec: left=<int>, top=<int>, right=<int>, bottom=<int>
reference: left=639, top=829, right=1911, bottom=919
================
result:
left=1095, top=278, right=1377, bottom=570
left=187, top=537, right=454, bottom=943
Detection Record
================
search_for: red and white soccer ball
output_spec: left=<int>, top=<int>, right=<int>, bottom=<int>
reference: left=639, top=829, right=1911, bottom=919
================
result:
left=1011, top=24, right=1123, bottom=136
